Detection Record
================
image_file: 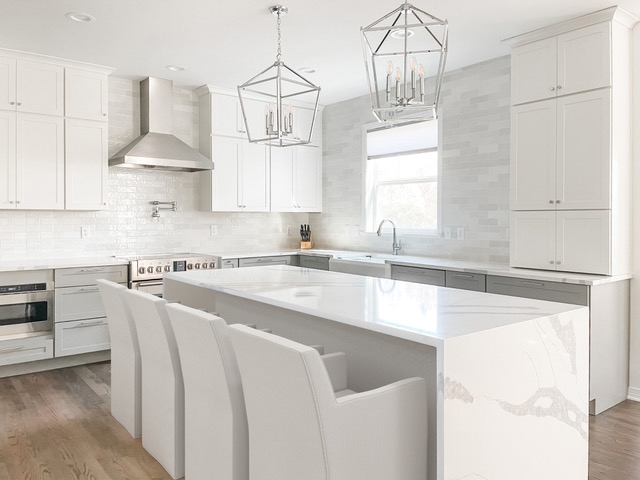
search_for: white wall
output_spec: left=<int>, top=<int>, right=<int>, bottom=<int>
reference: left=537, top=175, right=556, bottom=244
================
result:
left=628, top=24, right=640, bottom=399
left=311, top=56, right=511, bottom=263
left=0, top=77, right=307, bottom=261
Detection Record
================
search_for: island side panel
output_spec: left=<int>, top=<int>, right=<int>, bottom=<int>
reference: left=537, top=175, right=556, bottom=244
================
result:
left=442, top=308, right=589, bottom=480
left=165, top=280, right=440, bottom=480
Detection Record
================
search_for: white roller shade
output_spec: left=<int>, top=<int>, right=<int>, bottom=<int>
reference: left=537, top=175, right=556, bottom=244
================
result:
left=367, top=120, right=438, bottom=159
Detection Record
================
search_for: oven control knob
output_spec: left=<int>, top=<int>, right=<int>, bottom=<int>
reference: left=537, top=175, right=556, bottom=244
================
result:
left=147, top=266, right=154, bottom=274
left=195, top=263, right=201, bottom=269
left=202, top=263, right=208, bottom=269
left=187, top=263, right=193, bottom=270
left=138, top=267, right=145, bottom=275
left=156, top=266, right=162, bottom=273
left=209, top=262, right=215, bottom=269
left=164, top=265, right=170, bottom=272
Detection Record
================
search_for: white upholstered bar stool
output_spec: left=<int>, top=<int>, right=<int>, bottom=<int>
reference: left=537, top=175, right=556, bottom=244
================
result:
left=165, top=303, right=249, bottom=480
left=96, top=279, right=142, bottom=438
left=122, top=289, right=184, bottom=480
left=229, top=324, right=428, bottom=480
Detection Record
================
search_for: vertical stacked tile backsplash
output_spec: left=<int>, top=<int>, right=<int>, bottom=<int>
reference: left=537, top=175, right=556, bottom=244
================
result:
left=312, top=56, right=511, bottom=263
left=0, top=77, right=307, bottom=261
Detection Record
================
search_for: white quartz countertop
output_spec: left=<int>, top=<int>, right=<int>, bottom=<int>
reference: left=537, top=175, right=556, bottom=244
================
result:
left=0, top=257, right=128, bottom=273
left=164, top=265, right=587, bottom=347
left=216, top=248, right=630, bottom=286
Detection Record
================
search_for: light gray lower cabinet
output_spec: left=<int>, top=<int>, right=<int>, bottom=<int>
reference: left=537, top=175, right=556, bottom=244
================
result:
left=239, top=256, right=293, bottom=267
left=445, top=271, right=486, bottom=292
left=54, top=264, right=127, bottom=357
left=390, top=265, right=446, bottom=286
left=485, top=275, right=588, bottom=306
left=299, top=255, right=330, bottom=271
left=0, top=335, right=54, bottom=366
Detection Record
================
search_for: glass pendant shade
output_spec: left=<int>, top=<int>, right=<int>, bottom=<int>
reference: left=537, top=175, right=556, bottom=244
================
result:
left=361, top=2, right=448, bottom=123
left=238, top=5, right=321, bottom=147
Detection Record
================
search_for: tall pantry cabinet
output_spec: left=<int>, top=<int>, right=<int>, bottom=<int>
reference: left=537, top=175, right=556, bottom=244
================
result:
left=506, top=7, right=636, bottom=275
left=0, top=50, right=112, bottom=211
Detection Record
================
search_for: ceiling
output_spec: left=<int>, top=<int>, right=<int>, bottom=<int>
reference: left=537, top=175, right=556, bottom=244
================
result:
left=0, top=0, right=638, bottom=105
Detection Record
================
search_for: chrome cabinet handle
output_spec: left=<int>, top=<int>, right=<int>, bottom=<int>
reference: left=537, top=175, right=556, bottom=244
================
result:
left=556, top=200, right=561, bottom=204
left=549, top=86, right=556, bottom=91
left=557, top=85, right=562, bottom=90
left=78, top=268, right=105, bottom=273
left=9, top=101, right=15, bottom=105
left=549, top=200, right=554, bottom=204
left=77, top=287, right=99, bottom=292
left=452, top=273, right=474, bottom=279
left=8, top=200, right=15, bottom=204
left=0, top=345, right=24, bottom=353
left=70, top=320, right=106, bottom=329
left=16, top=102, right=22, bottom=106
left=556, top=261, right=561, bottom=264
left=521, top=281, right=545, bottom=287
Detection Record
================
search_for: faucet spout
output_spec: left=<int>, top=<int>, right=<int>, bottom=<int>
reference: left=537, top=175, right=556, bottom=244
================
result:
left=376, top=219, right=402, bottom=255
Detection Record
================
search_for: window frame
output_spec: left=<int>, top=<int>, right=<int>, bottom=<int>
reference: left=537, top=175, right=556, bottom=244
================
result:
left=361, top=121, right=443, bottom=236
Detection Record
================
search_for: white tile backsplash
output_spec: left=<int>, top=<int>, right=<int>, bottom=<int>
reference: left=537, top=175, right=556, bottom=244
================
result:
left=0, top=77, right=307, bottom=262
left=312, top=56, right=511, bottom=263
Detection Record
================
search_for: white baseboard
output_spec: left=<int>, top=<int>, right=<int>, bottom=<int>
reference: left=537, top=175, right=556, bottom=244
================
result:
left=627, top=387, right=640, bottom=403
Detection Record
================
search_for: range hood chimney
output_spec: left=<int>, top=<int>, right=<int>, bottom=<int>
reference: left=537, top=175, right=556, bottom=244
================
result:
left=109, top=77, right=214, bottom=172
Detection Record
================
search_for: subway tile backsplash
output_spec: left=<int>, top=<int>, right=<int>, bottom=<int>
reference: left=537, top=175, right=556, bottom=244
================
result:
left=311, top=56, right=511, bottom=263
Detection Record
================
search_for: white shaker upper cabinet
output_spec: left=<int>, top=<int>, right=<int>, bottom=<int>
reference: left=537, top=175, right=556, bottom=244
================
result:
left=16, top=113, right=64, bottom=210
left=210, top=93, right=244, bottom=138
left=294, top=147, right=321, bottom=212
left=270, top=147, right=295, bottom=212
left=65, top=119, right=108, bottom=210
left=0, top=57, right=16, bottom=112
left=556, top=210, right=611, bottom=275
left=511, top=99, right=556, bottom=210
left=16, top=60, right=64, bottom=116
left=65, top=69, right=108, bottom=121
left=207, top=136, right=242, bottom=212
left=0, top=110, right=16, bottom=208
left=556, top=89, right=611, bottom=210
left=510, top=211, right=556, bottom=270
left=511, top=22, right=611, bottom=105
left=241, top=142, right=269, bottom=212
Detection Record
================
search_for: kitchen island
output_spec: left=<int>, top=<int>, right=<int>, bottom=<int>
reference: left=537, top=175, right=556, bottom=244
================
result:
left=164, top=265, right=589, bottom=480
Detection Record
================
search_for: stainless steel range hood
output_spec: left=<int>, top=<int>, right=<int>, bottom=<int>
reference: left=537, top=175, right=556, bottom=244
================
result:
left=109, top=77, right=214, bottom=172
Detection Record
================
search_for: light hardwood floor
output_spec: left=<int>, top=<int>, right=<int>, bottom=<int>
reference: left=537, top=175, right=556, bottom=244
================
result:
left=0, top=361, right=639, bottom=480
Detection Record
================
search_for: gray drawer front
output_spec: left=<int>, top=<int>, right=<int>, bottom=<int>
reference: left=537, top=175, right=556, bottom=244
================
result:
left=445, top=271, right=486, bottom=292
left=55, top=265, right=128, bottom=287
left=239, top=256, right=291, bottom=267
left=221, top=259, right=239, bottom=269
left=391, top=265, right=445, bottom=286
left=300, top=256, right=330, bottom=270
left=486, top=275, right=589, bottom=306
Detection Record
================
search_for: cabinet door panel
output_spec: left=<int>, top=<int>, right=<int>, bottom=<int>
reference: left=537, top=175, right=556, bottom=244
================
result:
left=270, top=147, right=295, bottom=211
left=65, top=69, right=108, bottom=121
left=510, top=100, right=556, bottom=210
left=557, top=23, right=611, bottom=96
left=211, top=137, right=241, bottom=211
left=17, top=61, right=64, bottom=116
left=211, top=93, right=242, bottom=137
left=294, top=147, right=321, bottom=211
left=16, top=114, right=64, bottom=209
left=0, top=111, right=16, bottom=208
left=511, top=37, right=557, bottom=105
left=0, top=56, right=16, bottom=112
left=510, top=211, right=556, bottom=270
left=54, top=318, right=110, bottom=357
left=241, top=143, right=269, bottom=211
left=556, top=210, right=610, bottom=275
left=65, top=119, right=108, bottom=210
left=556, top=89, right=611, bottom=209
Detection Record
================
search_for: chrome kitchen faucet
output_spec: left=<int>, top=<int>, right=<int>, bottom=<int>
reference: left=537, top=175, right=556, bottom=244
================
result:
left=376, top=219, right=401, bottom=255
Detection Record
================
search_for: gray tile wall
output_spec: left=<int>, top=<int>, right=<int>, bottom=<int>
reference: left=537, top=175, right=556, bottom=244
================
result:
left=0, top=77, right=307, bottom=261
left=312, top=56, right=511, bottom=263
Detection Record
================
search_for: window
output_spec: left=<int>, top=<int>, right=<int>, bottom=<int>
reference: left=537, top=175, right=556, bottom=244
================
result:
left=364, top=120, right=439, bottom=234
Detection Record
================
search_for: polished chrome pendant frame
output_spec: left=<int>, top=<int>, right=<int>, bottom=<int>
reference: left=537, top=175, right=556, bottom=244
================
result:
left=361, top=2, right=448, bottom=123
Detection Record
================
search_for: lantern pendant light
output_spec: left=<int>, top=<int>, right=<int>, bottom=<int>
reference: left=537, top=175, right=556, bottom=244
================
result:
left=361, top=2, right=448, bottom=123
left=238, top=5, right=321, bottom=147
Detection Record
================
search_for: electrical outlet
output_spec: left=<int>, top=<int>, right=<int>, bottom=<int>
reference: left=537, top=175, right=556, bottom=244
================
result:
left=287, top=224, right=292, bottom=236
left=443, top=227, right=451, bottom=239
left=210, top=225, right=218, bottom=236
left=457, top=227, right=465, bottom=240
left=80, top=226, right=90, bottom=239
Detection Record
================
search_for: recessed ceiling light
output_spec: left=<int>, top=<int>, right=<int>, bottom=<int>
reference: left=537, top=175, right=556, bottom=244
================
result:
left=390, top=28, right=415, bottom=39
left=298, top=67, right=316, bottom=74
left=65, top=12, right=96, bottom=23
left=166, top=65, right=187, bottom=72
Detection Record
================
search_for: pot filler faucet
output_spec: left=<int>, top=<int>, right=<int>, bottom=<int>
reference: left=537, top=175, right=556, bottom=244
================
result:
left=376, top=219, right=402, bottom=255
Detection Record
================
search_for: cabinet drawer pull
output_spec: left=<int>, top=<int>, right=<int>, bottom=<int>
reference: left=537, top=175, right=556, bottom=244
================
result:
left=557, top=85, right=562, bottom=90
left=548, top=200, right=554, bottom=204
left=556, top=200, right=561, bottom=204
left=78, top=268, right=105, bottom=273
left=521, top=281, right=545, bottom=287
left=452, top=273, right=474, bottom=279
left=556, top=261, right=561, bottom=265
left=8, top=200, right=15, bottom=204
left=0, top=345, right=25, bottom=353
left=77, top=287, right=99, bottom=293
left=549, top=86, right=555, bottom=91
left=69, top=320, right=107, bottom=329
left=16, top=102, right=22, bottom=106
left=9, top=101, right=15, bottom=105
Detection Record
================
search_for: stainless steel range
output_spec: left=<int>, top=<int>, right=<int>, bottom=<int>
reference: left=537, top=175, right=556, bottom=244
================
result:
left=119, top=253, right=221, bottom=296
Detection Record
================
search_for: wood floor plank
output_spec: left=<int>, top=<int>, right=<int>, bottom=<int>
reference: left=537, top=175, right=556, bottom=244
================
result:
left=2, top=360, right=639, bottom=480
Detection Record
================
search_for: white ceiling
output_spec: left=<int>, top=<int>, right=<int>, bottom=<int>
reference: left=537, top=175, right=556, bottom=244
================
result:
left=0, top=0, right=638, bottom=105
